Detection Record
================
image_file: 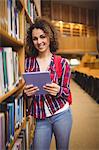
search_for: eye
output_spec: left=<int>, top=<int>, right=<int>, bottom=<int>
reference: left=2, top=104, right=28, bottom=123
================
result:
left=40, top=35, right=46, bottom=39
left=32, top=37, right=38, bottom=41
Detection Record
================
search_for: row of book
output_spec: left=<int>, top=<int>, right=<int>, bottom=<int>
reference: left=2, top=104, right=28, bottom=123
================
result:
left=0, top=93, right=24, bottom=149
left=0, top=0, right=38, bottom=39
left=0, top=0, right=21, bottom=40
left=0, top=47, right=19, bottom=96
left=25, top=0, right=38, bottom=22
left=12, top=128, right=26, bottom=150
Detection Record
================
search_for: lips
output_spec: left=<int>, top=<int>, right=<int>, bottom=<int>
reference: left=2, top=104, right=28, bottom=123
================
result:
left=38, top=43, right=45, bottom=49
left=39, top=45, right=44, bottom=48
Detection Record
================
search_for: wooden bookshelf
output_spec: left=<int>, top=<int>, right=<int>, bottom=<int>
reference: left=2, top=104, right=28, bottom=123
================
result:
left=0, top=79, right=25, bottom=103
left=0, top=0, right=41, bottom=149
left=53, top=21, right=96, bottom=37
left=8, top=118, right=26, bottom=150
left=42, top=1, right=97, bottom=27
left=51, top=20, right=97, bottom=54
left=34, top=0, right=41, bottom=17
left=0, top=29, right=24, bottom=47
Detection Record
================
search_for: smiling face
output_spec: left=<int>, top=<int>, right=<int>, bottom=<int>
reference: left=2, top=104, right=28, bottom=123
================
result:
left=32, top=28, right=50, bottom=54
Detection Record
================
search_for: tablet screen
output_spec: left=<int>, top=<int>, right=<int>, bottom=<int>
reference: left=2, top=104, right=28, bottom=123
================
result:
left=23, top=71, right=51, bottom=95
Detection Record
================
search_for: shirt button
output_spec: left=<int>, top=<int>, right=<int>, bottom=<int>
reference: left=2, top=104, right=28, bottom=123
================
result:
left=48, top=107, right=51, bottom=110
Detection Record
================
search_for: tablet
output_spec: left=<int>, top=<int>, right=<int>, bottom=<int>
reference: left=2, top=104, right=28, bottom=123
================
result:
left=22, top=71, right=51, bottom=95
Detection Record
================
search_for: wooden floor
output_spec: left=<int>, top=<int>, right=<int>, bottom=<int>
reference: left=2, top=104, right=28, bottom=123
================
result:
left=50, top=80, right=99, bottom=150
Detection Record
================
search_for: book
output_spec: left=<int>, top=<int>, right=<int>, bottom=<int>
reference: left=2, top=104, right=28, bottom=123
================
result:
left=7, top=0, right=12, bottom=35
left=0, top=48, right=5, bottom=96
left=3, top=47, right=14, bottom=90
left=12, top=51, right=19, bottom=85
left=0, top=113, right=5, bottom=150
left=0, top=102, right=9, bottom=147
left=7, top=102, right=15, bottom=144
left=22, top=71, right=51, bottom=95
left=2, top=49, right=8, bottom=92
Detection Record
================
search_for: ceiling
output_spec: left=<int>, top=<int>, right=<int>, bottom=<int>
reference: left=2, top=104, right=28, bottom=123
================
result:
left=50, top=0, right=99, bottom=9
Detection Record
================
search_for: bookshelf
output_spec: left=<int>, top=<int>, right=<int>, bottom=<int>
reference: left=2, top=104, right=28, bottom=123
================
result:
left=0, top=0, right=41, bottom=149
left=51, top=20, right=97, bottom=54
left=52, top=20, right=96, bottom=37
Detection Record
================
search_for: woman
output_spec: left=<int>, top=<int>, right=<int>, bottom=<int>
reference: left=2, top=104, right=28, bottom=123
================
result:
left=24, top=17, right=72, bottom=150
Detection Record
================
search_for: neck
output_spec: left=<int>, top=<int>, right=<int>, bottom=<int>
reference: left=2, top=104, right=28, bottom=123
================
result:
left=38, top=51, right=52, bottom=59
left=36, top=51, right=52, bottom=71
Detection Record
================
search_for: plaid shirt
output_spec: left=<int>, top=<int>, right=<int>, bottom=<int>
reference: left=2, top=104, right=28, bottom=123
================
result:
left=25, top=54, right=72, bottom=119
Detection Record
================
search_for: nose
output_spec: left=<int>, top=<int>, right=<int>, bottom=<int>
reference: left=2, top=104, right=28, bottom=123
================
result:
left=37, top=38, right=42, bottom=44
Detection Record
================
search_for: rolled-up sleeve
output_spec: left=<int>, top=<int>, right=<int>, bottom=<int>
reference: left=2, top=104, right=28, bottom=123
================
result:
left=56, top=59, right=72, bottom=103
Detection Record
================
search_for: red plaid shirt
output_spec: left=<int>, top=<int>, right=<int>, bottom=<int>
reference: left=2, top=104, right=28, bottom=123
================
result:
left=25, top=54, right=72, bottom=119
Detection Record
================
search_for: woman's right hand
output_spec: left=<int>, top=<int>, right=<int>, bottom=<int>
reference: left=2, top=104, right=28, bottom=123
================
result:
left=24, top=84, right=39, bottom=97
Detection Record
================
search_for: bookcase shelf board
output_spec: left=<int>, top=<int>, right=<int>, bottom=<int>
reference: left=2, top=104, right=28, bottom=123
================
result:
left=0, top=29, right=24, bottom=48
left=0, top=80, right=25, bottom=103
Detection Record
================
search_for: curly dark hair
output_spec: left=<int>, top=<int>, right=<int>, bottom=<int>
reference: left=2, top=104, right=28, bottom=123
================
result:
left=26, top=17, right=59, bottom=57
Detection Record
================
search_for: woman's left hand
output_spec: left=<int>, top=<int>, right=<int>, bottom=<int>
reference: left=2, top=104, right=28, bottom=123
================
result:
left=43, top=83, right=60, bottom=96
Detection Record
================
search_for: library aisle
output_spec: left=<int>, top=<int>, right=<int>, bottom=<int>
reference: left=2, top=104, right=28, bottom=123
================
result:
left=51, top=79, right=99, bottom=150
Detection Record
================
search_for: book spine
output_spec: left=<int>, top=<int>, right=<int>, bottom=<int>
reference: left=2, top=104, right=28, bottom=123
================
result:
left=2, top=49, right=8, bottom=93
left=3, top=47, right=14, bottom=91
left=7, top=103, right=14, bottom=144
left=0, top=48, right=5, bottom=96
left=0, top=113, right=5, bottom=150
left=7, top=0, right=12, bottom=35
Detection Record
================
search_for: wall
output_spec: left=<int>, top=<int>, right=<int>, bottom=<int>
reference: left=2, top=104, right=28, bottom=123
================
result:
left=41, top=0, right=99, bottom=54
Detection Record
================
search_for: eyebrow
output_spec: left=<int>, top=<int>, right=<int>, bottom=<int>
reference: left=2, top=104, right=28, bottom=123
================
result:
left=32, top=34, right=46, bottom=38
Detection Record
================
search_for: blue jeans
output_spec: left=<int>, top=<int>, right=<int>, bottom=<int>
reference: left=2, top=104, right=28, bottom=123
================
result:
left=33, top=108, right=72, bottom=150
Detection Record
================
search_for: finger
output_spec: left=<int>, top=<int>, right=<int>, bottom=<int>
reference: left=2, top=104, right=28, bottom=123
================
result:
left=24, top=86, right=38, bottom=91
left=24, top=84, right=33, bottom=89
left=46, top=82, right=57, bottom=87
left=43, top=87, right=56, bottom=92
left=26, top=89, right=39, bottom=96
left=45, top=84, right=55, bottom=88
left=27, top=87, right=39, bottom=92
left=43, top=86, right=57, bottom=92
left=24, top=87, right=39, bottom=94
left=44, top=88, right=58, bottom=93
left=48, top=91, right=57, bottom=96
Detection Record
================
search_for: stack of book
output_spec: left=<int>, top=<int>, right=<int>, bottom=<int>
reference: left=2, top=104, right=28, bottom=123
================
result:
left=0, top=93, right=24, bottom=148
left=0, top=47, right=19, bottom=96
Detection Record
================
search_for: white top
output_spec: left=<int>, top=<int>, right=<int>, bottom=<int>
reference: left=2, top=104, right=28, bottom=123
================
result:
left=44, top=101, right=69, bottom=117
